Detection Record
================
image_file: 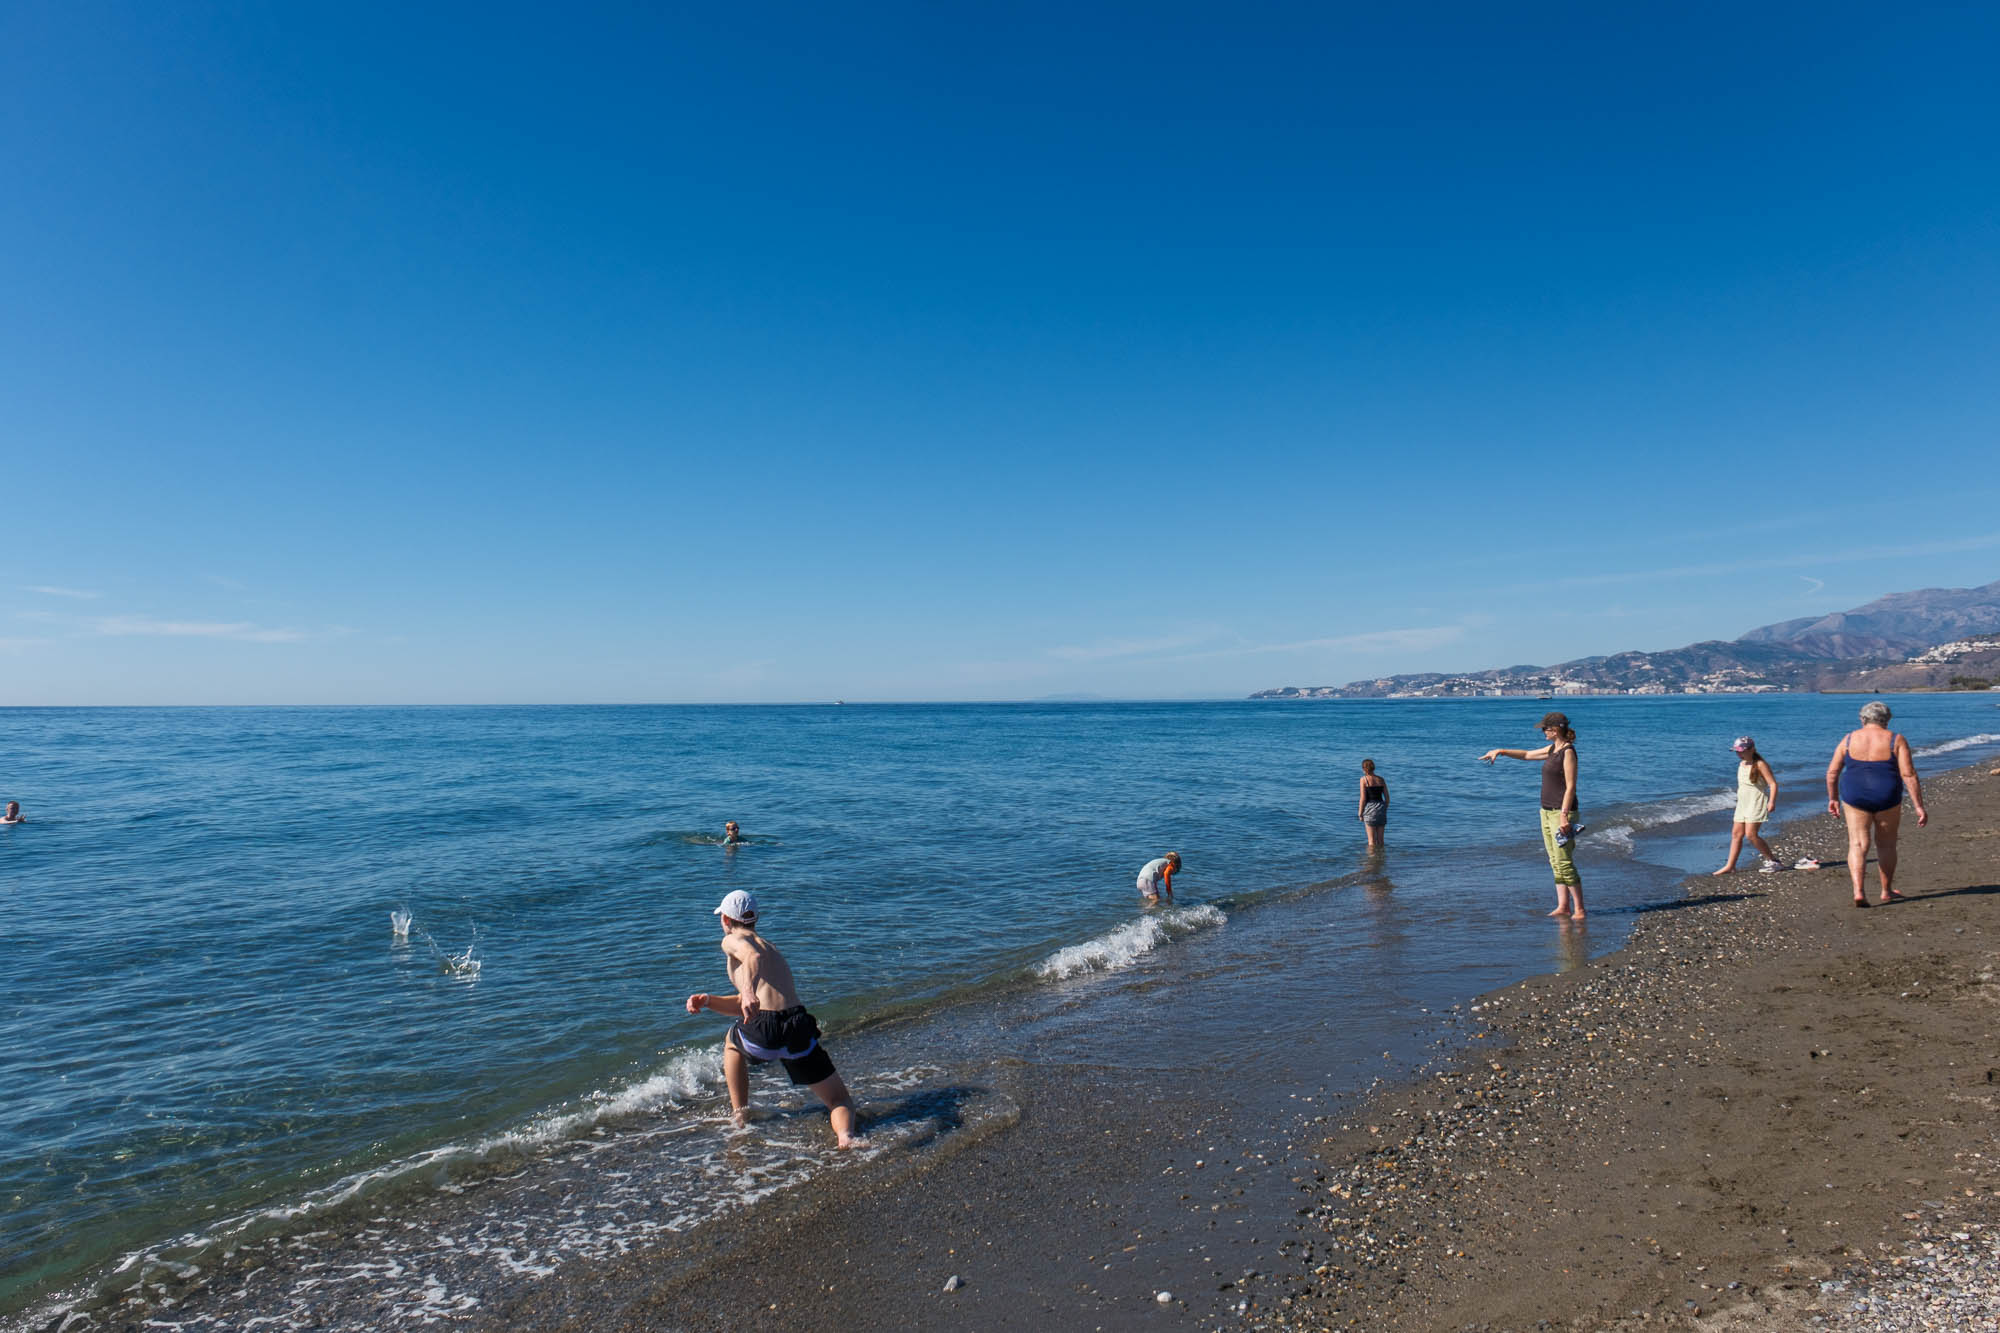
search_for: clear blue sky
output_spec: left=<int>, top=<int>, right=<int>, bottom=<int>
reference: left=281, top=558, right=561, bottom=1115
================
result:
left=5, top=1, right=1997, bottom=703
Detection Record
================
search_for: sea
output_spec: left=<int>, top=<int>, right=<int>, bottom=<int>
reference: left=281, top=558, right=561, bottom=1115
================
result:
left=4, top=695, right=1998, bottom=1329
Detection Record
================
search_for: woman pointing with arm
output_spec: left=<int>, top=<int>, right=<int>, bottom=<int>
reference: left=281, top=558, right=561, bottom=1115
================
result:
left=1481, top=711, right=1585, bottom=920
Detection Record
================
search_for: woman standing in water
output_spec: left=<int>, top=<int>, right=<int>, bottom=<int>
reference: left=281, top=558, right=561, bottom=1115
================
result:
left=1825, top=700, right=1927, bottom=907
left=1356, top=759, right=1389, bottom=849
left=1480, top=712, right=1584, bottom=919
left=1714, top=736, right=1781, bottom=874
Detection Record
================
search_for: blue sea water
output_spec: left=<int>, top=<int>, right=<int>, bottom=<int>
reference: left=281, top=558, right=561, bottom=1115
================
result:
left=3, top=696, right=1997, bottom=1328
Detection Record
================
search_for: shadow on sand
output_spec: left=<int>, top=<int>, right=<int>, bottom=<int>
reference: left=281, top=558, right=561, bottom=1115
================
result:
left=1620, top=891, right=1765, bottom=916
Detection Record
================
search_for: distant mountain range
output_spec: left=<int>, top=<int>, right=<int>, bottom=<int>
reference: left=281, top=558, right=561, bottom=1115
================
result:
left=1250, top=579, right=2000, bottom=699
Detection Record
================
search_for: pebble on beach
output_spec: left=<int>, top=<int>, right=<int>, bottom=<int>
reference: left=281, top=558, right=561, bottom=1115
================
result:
left=1271, top=763, right=2000, bottom=1333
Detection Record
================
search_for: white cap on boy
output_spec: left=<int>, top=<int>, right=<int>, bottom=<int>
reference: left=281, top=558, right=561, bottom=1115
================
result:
left=712, top=890, right=758, bottom=921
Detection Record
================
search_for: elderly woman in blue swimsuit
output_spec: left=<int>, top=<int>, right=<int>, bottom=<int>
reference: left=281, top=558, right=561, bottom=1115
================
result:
left=1825, top=700, right=1928, bottom=907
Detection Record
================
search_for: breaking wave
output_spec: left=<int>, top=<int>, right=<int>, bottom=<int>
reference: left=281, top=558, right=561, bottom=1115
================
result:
left=1913, top=732, right=2000, bottom=759
left=1583, top=788, right=1736, bottom=854
left=1034, top=904, right=1227, bottom=980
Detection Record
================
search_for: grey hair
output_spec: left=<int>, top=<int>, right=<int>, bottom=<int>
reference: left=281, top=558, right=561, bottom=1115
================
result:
left=1859, top=700, right=1892, bottom=726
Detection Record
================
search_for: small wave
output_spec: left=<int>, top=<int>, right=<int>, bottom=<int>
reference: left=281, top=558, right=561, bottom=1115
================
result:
left=1913, top=731, right=2000, bottom=759
left=1034, top=904, right=1226, bottom=981
left=1581, top=788, right=1737, bottom=854
left=634, top=830, right=777, bottom=848
left=28, top=1044, right=733, bottom=1331
left=1582, top=824, right=1635, bottom=854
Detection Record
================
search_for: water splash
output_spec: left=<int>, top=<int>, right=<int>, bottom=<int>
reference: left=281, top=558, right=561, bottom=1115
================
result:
left=418, top=927, right=482, bottom=980
left=1035, top=904, right=1227, bottom=980
left=389, top=910, right=412, bottom=939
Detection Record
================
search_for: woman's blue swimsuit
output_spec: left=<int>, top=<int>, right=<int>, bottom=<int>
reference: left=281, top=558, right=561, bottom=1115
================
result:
left=1837, top=733, right=1905, bottom=813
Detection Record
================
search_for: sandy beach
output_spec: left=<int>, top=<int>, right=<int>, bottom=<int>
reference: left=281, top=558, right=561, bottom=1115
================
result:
left=488, top=762, right=1999, bottom=1333
left=1282, top=761, right=2000, bottom=1332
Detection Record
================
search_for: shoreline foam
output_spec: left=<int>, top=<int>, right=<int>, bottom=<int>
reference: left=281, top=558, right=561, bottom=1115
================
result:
left=17, top=749, right=2000, bottom=1332
left=1277, top=760, right=2000, bottom=1330
left=476, top=760, right=2000, bottom=1333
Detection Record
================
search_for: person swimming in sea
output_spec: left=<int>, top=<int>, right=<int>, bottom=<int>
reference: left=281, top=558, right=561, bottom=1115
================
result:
left=0, top=801, right=22, bottom=824
left=1136, top=853, right=1181, bottom=906
left=722, top=821, right=745, bottom=846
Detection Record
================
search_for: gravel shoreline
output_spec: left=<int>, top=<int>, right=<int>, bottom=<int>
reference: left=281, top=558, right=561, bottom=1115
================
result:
left=1278, top=764, right=2000, bottom=1332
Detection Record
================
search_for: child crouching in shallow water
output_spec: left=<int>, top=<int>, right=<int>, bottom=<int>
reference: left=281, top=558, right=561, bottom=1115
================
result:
left=1136, top=852, right=1181, bottom=905
left=686, top=890, right=861, bottom=1148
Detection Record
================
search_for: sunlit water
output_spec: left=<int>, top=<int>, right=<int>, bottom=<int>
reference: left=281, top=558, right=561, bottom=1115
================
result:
left=3, top=697, right=1996, bottom=1327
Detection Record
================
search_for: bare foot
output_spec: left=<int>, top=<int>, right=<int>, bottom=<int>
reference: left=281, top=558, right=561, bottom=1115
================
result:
left=1852, top=897, right=1868, bottom=908
left=835, top=1133, right=864, bottom=1150
left=1547, top=906, right=1568, bottom=916
left=1569, top=910, right=1586, bottom=920
left=730, top=1109, right=749, bottom=1130
left=1880, top=889, right=1905, bottom=902
left=1711, top=866, right=1736, bottom=876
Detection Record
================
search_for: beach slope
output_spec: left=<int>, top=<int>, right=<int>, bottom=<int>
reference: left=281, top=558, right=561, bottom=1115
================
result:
left=1287, top=765, right=2000, bottom=1331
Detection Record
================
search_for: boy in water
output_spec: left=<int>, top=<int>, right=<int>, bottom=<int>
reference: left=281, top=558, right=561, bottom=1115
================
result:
left=685, top=890, right=860, bottom=1148
left=1136, top=852, right=1182, bottom=905
left=722, top=820, right=744, bottom=845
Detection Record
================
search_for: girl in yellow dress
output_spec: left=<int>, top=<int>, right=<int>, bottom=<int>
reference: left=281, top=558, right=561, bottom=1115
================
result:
left=1713, top=736, right=1780, bottom=874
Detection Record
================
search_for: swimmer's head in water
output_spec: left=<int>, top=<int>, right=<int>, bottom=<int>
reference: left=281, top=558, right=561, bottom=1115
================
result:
left=713, top=889, right=757, bottom=925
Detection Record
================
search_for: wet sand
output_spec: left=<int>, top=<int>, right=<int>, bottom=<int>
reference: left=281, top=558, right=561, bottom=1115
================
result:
left=497, top=765, right=2000, bottom=1332
left=1279, top=762, right=2000, bottom=1332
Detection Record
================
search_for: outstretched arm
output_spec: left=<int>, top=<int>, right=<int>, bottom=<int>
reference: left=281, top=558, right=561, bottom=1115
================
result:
left=1481, top=744, right=1553, bottom=763
left=687, top=992, right=746, bottom=1016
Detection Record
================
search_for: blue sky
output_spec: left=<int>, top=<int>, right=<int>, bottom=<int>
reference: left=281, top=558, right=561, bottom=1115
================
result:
left=4, top=1, right=1997, bottom=703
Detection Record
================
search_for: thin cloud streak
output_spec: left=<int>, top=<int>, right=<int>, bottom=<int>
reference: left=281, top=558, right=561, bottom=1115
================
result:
left=1516, top=532, right=2000, bottom=591
left=1170, top=624, right=1469, bottom=662
left=23, top=585, right=102, bottom=599
left=1046, top=631, right=1219, bottom=662
left=93, top=617, right=308, bottom=643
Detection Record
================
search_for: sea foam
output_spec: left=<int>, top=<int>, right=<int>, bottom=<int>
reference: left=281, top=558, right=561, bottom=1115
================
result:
left=1584, top=788, right=1737, bottom=853
left=1913, top=731, right=2000, bottom=759
left=1034, top=904, right=1226, bottom=981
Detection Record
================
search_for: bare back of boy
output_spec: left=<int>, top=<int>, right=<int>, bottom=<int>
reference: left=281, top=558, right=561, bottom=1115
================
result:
left=721, top=930, right=800, bottom=1016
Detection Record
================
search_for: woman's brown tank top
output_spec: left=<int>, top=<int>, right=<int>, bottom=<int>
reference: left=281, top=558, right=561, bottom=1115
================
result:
left=1541, top=745, right=1576, bottom=810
